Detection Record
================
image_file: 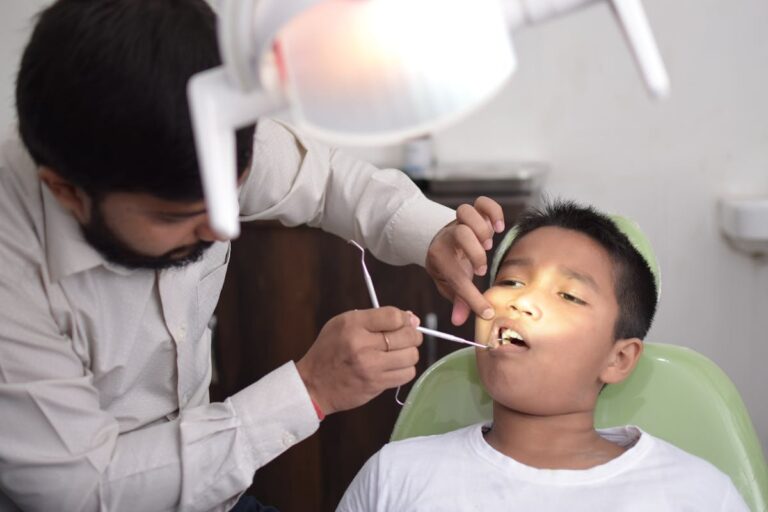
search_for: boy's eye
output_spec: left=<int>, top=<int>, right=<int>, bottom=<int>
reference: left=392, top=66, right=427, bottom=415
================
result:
left=559, top=292, right=587, bottom=305
left=154, top=214, right=191, bottom=224
left=497, top=279, right=524, bottom=288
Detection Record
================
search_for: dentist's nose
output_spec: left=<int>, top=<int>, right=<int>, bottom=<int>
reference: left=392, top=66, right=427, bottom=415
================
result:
left=196, top=219, right=230, bottom=243
left=509, top=294, right=541, bottom=320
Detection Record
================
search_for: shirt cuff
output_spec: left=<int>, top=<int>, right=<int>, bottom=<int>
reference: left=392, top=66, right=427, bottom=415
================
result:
left=385, top=195, right=455, bottom=267
left=229, top=361, right=319, bottom=466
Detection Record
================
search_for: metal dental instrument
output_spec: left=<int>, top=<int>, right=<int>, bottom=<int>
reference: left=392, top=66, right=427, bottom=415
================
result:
left=349, top=240, right=488, bottom=349
left=416, top=326, right=488, bottom=349
left=349, top=240, right=489, bottom=405
left=351, top=240, right=380, bottom=309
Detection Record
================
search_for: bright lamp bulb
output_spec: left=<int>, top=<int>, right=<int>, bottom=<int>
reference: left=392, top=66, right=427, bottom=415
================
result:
left=276, top=0, right=516, bottom=145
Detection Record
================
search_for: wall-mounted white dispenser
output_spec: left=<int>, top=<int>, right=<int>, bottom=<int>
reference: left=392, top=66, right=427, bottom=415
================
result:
left=718, top=197, right=768, bottom=256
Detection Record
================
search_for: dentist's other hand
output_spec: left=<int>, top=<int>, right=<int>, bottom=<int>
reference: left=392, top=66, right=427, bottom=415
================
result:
left=296, top=307, right=422, bottom=416
left=426, top=196, right=505, bottom=326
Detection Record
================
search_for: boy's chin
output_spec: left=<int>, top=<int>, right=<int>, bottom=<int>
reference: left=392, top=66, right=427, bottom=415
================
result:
left=488, top=388, right=599, bottom=418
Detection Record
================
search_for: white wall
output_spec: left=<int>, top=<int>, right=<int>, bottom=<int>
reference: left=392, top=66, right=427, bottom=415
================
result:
left=346, top=0, right=768, bottom=458
left=2, top=0, right=767, bottom=456
left=0, top=1, right=50, bottom=138
left=432, top=0, right=768, bottom=455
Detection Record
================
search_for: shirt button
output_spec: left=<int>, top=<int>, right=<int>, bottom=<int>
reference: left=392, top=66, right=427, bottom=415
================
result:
left=177, top=325, right=187, bottom=341
left=282, top=433, right=296, bottom=447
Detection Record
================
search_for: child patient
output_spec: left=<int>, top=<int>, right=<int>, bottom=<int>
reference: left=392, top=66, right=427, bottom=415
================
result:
left=337, top=200, right=748, bottom=511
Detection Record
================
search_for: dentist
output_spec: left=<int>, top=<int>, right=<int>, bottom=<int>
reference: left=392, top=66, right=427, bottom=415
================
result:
left=0, top=0, right=502, bottom=511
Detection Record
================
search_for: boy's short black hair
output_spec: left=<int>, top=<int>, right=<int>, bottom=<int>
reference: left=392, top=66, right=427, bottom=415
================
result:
left=16, top=0, right=254, bottom=201
left=505, top=200, right=658, bottom=341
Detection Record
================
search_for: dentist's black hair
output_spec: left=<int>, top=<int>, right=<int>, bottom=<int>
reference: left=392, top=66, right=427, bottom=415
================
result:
left=16, top=0, right=255, bottom=201
left=499, top=200, right=658, bottom=341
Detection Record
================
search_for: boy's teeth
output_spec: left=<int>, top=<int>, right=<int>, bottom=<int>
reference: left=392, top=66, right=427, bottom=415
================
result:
left=497, top=327, right=526, bottom=347
left=500, top=328, right=523, bottom=341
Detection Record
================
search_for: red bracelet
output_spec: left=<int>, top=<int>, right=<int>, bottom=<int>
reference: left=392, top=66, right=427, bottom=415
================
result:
left=310, top=397, right=325, bottom=421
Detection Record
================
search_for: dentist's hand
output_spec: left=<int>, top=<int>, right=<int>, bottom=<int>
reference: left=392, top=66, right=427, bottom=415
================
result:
left=426, top=196, right=505, bottom=326
left=296, top=307, right=422, bottom=416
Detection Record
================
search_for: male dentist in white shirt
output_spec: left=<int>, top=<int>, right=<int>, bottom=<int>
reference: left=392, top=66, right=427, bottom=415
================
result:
left=0, top=0, right=504, bottom=511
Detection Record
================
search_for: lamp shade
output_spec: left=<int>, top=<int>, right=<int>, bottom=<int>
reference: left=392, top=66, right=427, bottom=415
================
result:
left=276, top=0, right=516, bottom=145
left=189, top=0, right=515, bottom=238
left=189, top=0, right=667, bottom=239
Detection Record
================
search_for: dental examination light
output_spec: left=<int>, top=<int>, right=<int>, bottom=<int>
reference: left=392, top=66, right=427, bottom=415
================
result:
left=189, top=0, right=669, bottom=239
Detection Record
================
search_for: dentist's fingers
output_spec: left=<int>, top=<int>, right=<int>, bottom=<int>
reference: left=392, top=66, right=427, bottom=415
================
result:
left=431, top=255, right=493, bottom=325
left=451, top=297, right=472, bottom=327
left=456, top=203, right=495, bottom=251
left=381, top=366, right=418, bottom=388
left=295, top=307, right=422, bottom=415
left=453, top=223, right=489, bottom=276
left=474, top=196, right=505, bottom=234
left=448, top=271, right=494, bottom=324
left=359, top=307, right=421, bottom=335
left=379, top=346, right=420, bottom=372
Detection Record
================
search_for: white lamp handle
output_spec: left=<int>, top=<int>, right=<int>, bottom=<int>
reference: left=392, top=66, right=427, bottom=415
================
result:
left=504, top=0, right=669, bottom=97
left=611, top=0, right=669, bottom=97
left=187, top=67, right=286, bottom=239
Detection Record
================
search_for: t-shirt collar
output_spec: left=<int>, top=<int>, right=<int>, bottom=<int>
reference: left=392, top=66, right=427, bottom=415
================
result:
left=470, top=422, right=651, bottom=485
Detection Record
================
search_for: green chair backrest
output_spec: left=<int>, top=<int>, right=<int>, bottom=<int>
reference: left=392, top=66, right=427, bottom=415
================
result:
left=391, top=344, right=768, bottom=512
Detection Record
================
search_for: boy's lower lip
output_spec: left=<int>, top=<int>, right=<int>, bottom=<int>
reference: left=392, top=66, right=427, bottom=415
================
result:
left=487, top=342, right=529, bottom=354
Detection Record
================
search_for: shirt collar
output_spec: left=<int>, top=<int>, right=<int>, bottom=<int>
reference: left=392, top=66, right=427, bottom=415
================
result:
left=42, top=185, right=121, bottom=281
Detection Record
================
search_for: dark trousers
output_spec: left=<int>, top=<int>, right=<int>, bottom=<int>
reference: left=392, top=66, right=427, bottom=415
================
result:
left=230, top=495, right=280, bottom=512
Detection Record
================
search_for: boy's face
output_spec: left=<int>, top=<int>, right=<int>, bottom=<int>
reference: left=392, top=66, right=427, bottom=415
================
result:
left=475, top=226, right=625, bottom=416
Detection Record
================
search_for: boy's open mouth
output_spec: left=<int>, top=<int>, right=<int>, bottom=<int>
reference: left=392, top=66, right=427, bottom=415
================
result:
left=498, top=327, right=528, bottom=347
left=487, top=325, right=530, bottom=350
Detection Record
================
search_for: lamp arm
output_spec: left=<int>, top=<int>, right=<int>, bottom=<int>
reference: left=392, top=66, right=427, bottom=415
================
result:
left=187, top=68, right=286, bottom=239
left=504, top=0, right=669, bottom=97
left=610, top=0, right=669, bottom=98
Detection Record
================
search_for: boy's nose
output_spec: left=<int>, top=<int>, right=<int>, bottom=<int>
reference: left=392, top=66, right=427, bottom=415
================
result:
left=508, top=296, right=541, bottom=320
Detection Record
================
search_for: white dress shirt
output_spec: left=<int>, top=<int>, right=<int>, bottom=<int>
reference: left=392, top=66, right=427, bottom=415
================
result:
left=0, top=118, right=454, bottom=512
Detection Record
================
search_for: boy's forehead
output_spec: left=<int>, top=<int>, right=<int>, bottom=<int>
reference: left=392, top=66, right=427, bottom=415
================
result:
left=507, top=226, right=599, bottom=253
left=503, top=227, right=615, bottom=284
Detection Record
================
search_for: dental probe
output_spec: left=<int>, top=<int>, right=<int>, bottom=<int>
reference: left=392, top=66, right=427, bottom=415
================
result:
left=350, top=240, right=380, bottom=308
left=349, top=240, right=489, bottom=350
left=417, top=326, right=488, bottom=349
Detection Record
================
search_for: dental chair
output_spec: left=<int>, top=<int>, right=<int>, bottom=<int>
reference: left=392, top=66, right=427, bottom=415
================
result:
left=390, top=344, right=768, bottom=512
left=391, top=215, right=768, bottom=509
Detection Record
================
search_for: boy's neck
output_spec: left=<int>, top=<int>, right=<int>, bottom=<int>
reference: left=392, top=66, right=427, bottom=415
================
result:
left=484, top=404, right=627, bottom=470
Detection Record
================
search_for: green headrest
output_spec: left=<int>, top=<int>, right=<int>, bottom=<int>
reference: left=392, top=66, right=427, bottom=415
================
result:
left=489, top=214, right=661, bottom=299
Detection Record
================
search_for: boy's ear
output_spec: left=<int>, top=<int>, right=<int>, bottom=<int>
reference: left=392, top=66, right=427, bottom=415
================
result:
left=39, top=167, right=91, bottom=223
left=600, top=338, right=644, bottom=385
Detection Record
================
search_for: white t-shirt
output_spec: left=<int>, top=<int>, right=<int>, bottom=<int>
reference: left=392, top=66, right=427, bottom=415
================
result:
left=337, top=424, right=749, bottom=512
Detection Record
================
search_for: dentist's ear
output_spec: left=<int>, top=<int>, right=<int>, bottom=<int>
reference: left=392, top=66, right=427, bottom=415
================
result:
left=600, top=338, right=644, bottom=385
left=39, top=167, right=92, bottom=223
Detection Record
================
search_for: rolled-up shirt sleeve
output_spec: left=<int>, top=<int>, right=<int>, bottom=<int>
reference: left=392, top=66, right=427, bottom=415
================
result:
left=0, top=268, right=318, bottom=512
left=239, top=118, right=455, bottom=266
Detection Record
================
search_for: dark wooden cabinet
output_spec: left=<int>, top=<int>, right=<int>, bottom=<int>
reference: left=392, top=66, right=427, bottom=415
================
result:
left=210, top=192, right=530, bottom=511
